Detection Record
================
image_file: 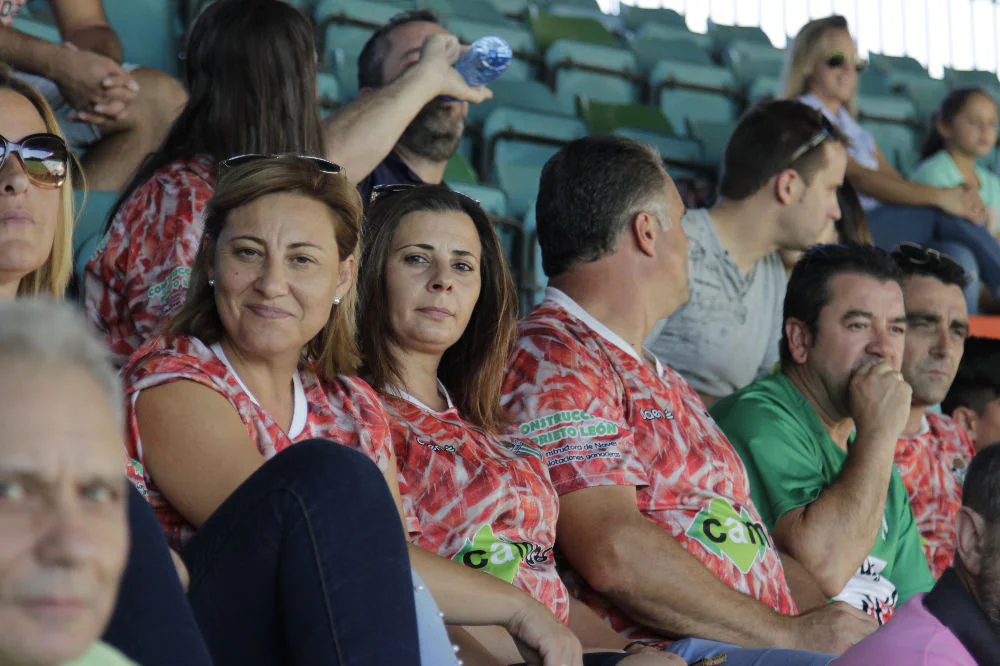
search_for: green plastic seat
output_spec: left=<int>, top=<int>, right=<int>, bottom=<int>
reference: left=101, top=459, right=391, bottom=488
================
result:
left=706, top=20, right=771, bottom=54
left=858, top=68, right=894, bottom=97
left=577, top=99, right=672, bottom=135
left=650, top=60, right=739, bottom=104
left=10, top=15, right=61, bottom=42
left=724, top=40, right=785, bottom=87
left=424, top=0, right=511, bottom=25
left=868, top=53, right=928, bottom=77
left=443, top=152, right=480, bottom=183
left=489, top=0, right=530, bottom=19
left=618, top=5, right=686, bottom=33
left=897, top=78, right=949, bottom=120
left=316, top=0, right=414, bottom=31
left=862, top=121, right=919, bottom=173
left=659, top=89, right=739, bottom=138
left=857, top=95, right=917, bottom=123
left=545, top=39, right=639, bottom=112
left=101, top=0, right=180, bottom=74
left=687, top=118, right=735, bottom=166
left=748, top=75, right=782, bottom=104
left=944, top=67, right=1000, bottom=92
left=494, top=161, right=547, bottom=221
left=317, top=71, right=343, bottom=112
left=323, top=25, right=375, bottom=99
left=631, top=36, right=713, bottom=72
left=636, top=23, right=712, bottom=51
left=468, top=79, right=568, bottom=126
left=72, top=190, right=120, bottom=286
left=530, top=11, right=616, bottom=51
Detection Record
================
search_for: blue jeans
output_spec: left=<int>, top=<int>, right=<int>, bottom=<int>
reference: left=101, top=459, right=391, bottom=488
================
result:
left=868, top=204, right=1000, bottom=313
left=666, top=638, right=835, bottom=665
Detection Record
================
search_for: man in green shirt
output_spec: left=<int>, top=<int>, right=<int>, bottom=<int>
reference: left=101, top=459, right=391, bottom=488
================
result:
left=712, top=243, right=935, bottom=626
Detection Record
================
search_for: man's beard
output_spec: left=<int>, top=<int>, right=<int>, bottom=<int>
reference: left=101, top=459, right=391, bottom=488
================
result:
left=398, top=99, right=465, bottom=163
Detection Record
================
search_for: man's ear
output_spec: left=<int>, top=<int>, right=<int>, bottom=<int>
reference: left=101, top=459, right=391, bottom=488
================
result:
left=953, top=406, right=979, bottom=443
left=775, top=169, right=802, bottom=206
left=785, top=318, right=813, bottom=365
left=632, top=211, right=658, bottom=258
left=956, top=506, right=987, bottom=576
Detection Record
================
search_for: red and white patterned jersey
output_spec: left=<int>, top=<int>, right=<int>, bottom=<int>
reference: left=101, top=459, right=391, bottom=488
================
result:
left=85, top=157, right=216, bottom=365
left=122, top=334, right=392, bottom=551
left=894, top=413, right=976, bottom=578
left=384, top=388, right=570, bottom=621
left=502, top=289, right=797, bottom=638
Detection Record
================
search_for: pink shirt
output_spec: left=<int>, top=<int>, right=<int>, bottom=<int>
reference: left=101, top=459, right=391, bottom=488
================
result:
left=836, top=593, right=976, bottom=665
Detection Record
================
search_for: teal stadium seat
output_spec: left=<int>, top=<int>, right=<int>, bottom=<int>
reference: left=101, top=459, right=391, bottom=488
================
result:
left=747, top=75, right=782, bottom=104
left=545, top=39, right=641, bottom=112
left=102, top=0, right=181, bottom=75
left=317, top=71, right=343, bottom=117
left=323, top=25, right=374, bottom=99
left=577, top=99, right=703, bottom=169
left=72, top=190, right=119, bottom=286
left=706, top=20, right=771, bottom=56
left=618, top=5, right=686, bottom=33
left=687, top=117, right=735, bottom=167
left=944, top=67, right=1000, bottom=93
left=896, top=78, right=949, bottom=120
left=488, top=0, right=530, bottom=19
left=857, top=94, right=917, bottom=124
left=442, top=153, right=509, bottom=218
left=724, top=41, right=785, bottom=88
left=862, top=120, right=919, bottom=174
left=635, top=22, right=712, bottom=51
left=468, top=78, right=568, bottom=125
left=630, top=36, right=713, bottom=73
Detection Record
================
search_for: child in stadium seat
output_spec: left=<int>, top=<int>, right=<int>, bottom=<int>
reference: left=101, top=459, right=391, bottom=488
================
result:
left=0, top=66, right=74, bottom=300
left=786, top=15, right=1000, bottom=314
left=891, top=244, right=976, bottom=579
left=121, top=156, right=442, bottom=666
left=910, top=87, right=1000, bottom=309
left=85, top=0, right=327, bottom=365
left=357, top=183, right=687, bottom=666
left=501, top=135, right=874, bottom=665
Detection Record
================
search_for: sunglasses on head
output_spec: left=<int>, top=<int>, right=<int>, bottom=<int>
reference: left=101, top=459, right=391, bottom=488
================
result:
left=824, top=52, right=866, bottom=72
left=220, top=153, right=343, bottom=175
left=786, top=111, right=840, bottom=165
left=894, top=242, right=965, bottom=272
left=0, top=133, right=69, bottom=189
left=369, top=182, right=481, bottom=206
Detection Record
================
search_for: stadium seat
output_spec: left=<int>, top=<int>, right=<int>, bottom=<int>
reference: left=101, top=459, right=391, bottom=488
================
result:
left=467, top=78, right=568, bottom=125
left=443, top=154, right=510, bottom=217
left=520, top=202, right=547, bottom=308
left=493, top=159, right=548, bottom=219
left=545, top=39, right=641, bottom=112
left=706, top=20, right=771, bottom=56
left=862, top=120, right=919, bottom=173
left=10, top=15, right=60, bottom=43
left=317, top=0, right=412, bottom=38
left=72, top=190, right=119, bottom=286
left=482, top=107, right=587, bottom=178
left=724, top=40, right=785, bottom=88
left=102, top=0, right=181, bottom=75
left=944, top=67, right=1000, bottom=93
left=897, top=77, right=950, bottom=120
left=618, top=5, right=686, bottom=33
left=489, top=0, right=530, bottom=19
left=659, top=89, right=739, bottom=138
left=529, top=11, right=616, bottom=51
left=424, top=0, right=510, bottom=25
left=578, top=98, right=675, bottom=135
left=630, top=36, right=714, bottom=73
left=650, top=59, right=739, bottom=110
left=635, top=23, right=712, bottom=51
left=857, top=94, right=918, bottom=124
left=317, top=71, right=343, bottom=117
left=747, top=75, right=782, bottom=103
left=858, top=68, right=894, bottom=97
left=323, top=25, right=375, bottom=99
left=868, top=53, right=929, bottom=78
left=688, top=117, right=735, bottom=166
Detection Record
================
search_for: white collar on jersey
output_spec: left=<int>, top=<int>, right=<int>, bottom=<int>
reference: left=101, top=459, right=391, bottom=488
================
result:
left=544, top=287, right=665, bottom=378
left=384, top=379, right=455, bottom=414
left=919, top=414, right=931, bottom=436
left=211, top=342, right=308, bottom=438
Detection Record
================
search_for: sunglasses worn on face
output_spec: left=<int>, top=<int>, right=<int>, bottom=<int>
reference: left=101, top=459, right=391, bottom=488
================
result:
left=0, top=133, right=69, bottom=189
left=220, top=153, right=344, bottom=175
left=825, top=52, right=866, bottom=72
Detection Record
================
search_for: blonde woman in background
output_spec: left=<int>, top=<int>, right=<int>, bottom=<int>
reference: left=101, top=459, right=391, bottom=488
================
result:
left=785, top=14, right=1000, bottom=313
left=0, top=65, right=74, bottom=300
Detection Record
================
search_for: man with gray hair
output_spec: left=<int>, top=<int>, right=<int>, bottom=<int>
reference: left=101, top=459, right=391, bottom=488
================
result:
left=0, top=299, right=135, bottom=665
left=501, top=135, right=873, bottom=664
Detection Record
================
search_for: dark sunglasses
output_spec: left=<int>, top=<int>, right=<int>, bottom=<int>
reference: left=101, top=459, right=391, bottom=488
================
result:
left=369, top=182, right=481, bottom=206
left=0, top=133, right=69, bottom=189
left=220, top=153, right=343, bottom=175
left=824, top=52, right=866, bottom=72
left=894, top=242, right=966, bottom=273
left=787, top=111, right=840, bottom=165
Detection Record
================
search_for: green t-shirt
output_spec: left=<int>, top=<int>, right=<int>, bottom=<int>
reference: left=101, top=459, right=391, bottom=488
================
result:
left=63, top=642, right=137, bottom=666
left=910, top=149, right=1000, bottom=233
left=711, top=373, right=934, bottom=621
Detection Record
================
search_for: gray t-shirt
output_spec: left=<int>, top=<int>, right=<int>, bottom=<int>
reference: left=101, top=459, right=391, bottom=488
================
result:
left=645, top=208, right=786, bottom=399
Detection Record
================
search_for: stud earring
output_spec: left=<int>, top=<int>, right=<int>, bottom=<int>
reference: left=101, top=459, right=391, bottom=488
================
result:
left=208, top=279, right=215, bottom=287
left=333, top=296, right=342, bottom=305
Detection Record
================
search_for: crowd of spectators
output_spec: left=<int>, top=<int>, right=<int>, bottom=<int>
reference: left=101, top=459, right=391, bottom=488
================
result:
left=2, top=1, right=1000, bottom=664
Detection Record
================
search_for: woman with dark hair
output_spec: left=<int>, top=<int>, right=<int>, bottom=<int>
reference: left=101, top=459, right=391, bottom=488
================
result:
left=85, top=0, right=325, bottom=364
left=357, top=184, right=688, bottom=666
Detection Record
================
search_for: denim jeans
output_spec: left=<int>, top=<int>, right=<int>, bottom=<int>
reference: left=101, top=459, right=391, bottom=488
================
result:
left=868, top=204, right=1000, bottom=313
left=181, top=440, right=424, bottom=666
left=666, top=638, right=835, bottom=665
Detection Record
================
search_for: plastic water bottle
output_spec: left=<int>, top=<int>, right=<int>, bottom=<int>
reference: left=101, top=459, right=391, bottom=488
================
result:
left=455, top=36, right=512, bottom=87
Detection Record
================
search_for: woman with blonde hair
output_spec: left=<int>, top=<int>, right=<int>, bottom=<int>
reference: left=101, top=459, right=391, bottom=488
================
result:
left=123, top=155, right=436, bottom=665
left=785, top=14, right=1000, bottom=312
left=0, top=65, right=74, bottom=300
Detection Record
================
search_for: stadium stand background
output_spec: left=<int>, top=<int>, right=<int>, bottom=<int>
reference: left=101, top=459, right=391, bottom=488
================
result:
left=15, top=0, right=1000, bottom=314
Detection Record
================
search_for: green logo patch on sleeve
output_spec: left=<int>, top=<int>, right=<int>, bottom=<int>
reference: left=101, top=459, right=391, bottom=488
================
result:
left=452, top=524, right=531, bottom=583
left=686, top=498, right=770, bottom=574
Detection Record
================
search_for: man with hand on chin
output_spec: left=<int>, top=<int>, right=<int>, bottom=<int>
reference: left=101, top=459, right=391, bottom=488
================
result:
left=713, top=243, right=935, bottom=625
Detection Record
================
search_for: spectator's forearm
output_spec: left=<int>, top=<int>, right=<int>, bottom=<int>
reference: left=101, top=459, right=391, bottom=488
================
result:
left=63, top=25, right=122, bottom=63
left=0, top=25, right=67, bottom=79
